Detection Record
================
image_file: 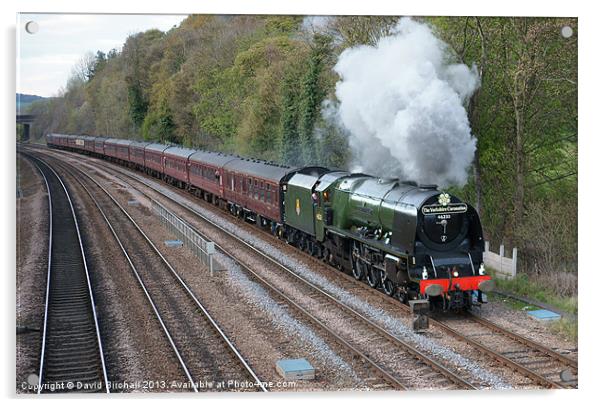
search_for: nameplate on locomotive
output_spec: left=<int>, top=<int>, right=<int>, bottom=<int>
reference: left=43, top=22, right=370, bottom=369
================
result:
left=421, top=203, right=467, bottom=215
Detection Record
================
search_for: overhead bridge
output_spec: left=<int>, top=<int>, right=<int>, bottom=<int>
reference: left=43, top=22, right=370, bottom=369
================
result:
left=16, top=114, right=36, bottom=141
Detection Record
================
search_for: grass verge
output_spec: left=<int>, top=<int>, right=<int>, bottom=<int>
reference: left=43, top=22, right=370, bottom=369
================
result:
left=549, top=318, right=578, bottom=342
left=489, top=272, right=578, bottom=342
left=492, top=272, right=577, bottom=314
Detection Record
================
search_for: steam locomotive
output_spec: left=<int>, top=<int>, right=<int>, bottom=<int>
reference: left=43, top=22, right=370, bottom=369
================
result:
left=46, top=134, right=493, bottom=310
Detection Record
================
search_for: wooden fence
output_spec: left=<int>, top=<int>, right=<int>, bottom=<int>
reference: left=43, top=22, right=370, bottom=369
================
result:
left=484, top=241, right=517, bottom=279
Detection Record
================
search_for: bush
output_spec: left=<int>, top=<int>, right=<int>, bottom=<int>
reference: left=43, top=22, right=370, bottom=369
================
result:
left=515, top=196, right=577, bottom=296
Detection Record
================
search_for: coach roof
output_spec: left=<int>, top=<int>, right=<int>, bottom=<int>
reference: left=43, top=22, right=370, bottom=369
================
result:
left=223, top=158, right=296, bottom=183
left=105, top=138, right=132, bottom=146
left=130, top=140, right=152, bottom=149
left=113, top=138, right=133, bottom=146
left=164, top=146, right=197, bottom=159
left=145, top=143, right=169, bottom=153
left=190, top=150, right=240, bottom=168
left=77, top=135, right=96, bottom=141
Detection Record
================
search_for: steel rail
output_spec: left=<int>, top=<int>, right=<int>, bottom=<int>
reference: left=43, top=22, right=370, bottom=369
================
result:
left=47, top=155, right=268, bottom=393
left=68, top=154, right=476, bottom=390
left=425, top=311, right=567, bottom=389
left=22, top=153, right=109, bottom=393
left=28, top=154, right=52, bottom=393
left=467, top=312, right=577, bottom=368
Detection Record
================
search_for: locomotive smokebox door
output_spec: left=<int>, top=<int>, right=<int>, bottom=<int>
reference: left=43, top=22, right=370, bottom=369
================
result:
left=409, top=299, right=430, bottom=332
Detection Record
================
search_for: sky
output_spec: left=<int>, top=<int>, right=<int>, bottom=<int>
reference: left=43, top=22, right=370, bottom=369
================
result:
left=17, top=13, right=187, bottom=97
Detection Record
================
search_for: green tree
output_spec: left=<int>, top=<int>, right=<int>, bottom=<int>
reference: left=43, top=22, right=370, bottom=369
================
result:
left=127, top=84, right=148, bottom=129
left=297, top=34, right=332, bottom=165
left=280, top=70, right=302, bottom=166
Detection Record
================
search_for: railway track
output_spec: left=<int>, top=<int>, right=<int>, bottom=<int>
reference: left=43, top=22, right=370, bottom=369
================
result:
left=34, top=146, right=578, bottom=389
left=431, top=312, right=578, bottom=388
left=45, top=151, right=479, bottom=390
left=22, top=153, right=109, bottom=393
left=38, top=152, right=268, bottom=393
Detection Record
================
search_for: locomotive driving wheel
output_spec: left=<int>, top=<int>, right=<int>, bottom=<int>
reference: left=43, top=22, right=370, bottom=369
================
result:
left=352, top=258, right=365, bottom=280
left=382, top=278, right=395, bottom=296
left=366, top=266, right=381, bottom=288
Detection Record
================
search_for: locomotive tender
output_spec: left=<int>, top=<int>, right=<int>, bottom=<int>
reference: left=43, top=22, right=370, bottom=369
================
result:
left=46, top=133, right=493, bottom=310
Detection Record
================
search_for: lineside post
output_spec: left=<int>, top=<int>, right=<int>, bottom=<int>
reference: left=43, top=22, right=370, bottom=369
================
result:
left=409, top=299, right=430, bottom=332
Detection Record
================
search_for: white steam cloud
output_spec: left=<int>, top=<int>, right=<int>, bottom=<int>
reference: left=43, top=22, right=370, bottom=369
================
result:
left=331, top=17, right=480, bottom=187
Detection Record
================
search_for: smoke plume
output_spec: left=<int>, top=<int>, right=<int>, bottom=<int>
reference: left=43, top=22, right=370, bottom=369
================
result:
left=331, top=18, right=479, bottom=187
